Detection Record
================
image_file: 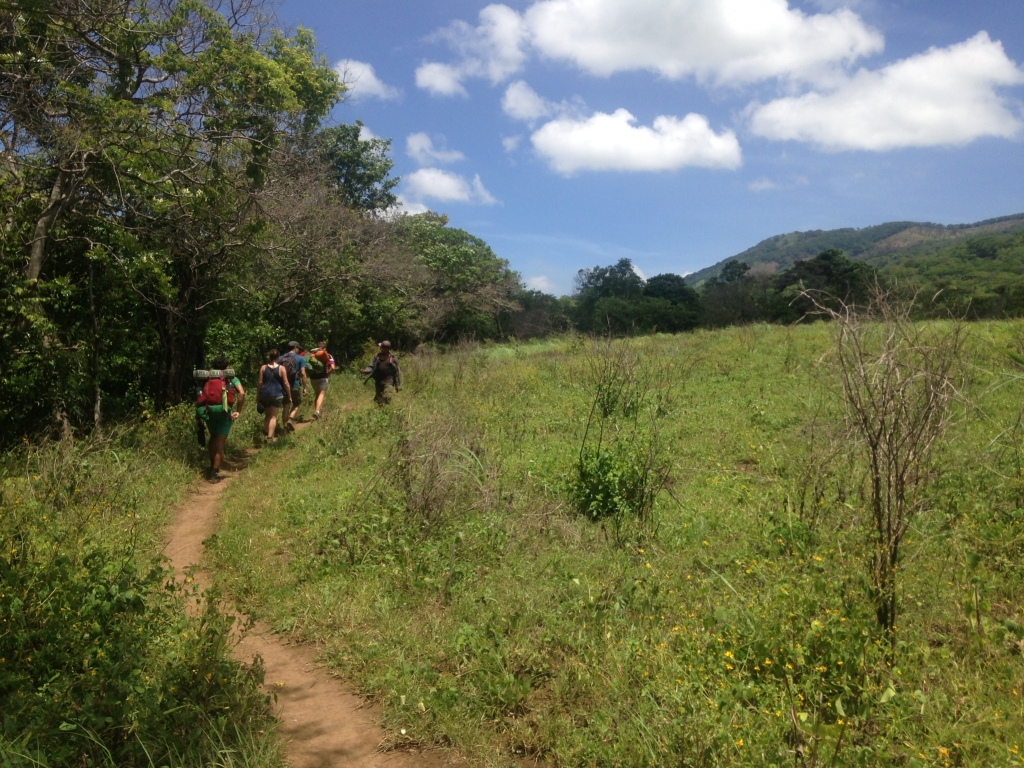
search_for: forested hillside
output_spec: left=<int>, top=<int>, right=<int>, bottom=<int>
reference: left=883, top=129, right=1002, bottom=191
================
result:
left=0, top=0, right=532, bottom=446
left=686, top=213, right=1024, bottom=284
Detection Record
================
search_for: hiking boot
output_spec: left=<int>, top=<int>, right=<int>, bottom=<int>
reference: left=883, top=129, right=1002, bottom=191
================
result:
left=285, top=422, right=295, bottom=433
left=312, top=410, right=321, bottom=420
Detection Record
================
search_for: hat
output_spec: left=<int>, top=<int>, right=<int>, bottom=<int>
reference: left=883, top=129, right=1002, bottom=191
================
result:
left=288, top=340, right=300, bottom=350
left=378, top=340, right=392, bottom=349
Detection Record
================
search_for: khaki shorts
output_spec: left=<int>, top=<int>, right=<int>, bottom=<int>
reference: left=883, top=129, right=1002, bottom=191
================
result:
left=311, top=378, right=329, bottom=393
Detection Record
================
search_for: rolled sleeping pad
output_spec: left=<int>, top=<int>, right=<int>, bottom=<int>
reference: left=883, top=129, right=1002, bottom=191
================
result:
left=193, top=368, right=235, bottom=380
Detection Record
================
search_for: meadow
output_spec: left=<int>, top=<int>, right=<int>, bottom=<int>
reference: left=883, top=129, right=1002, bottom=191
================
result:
left=208, top=320, right=1024, bottom=767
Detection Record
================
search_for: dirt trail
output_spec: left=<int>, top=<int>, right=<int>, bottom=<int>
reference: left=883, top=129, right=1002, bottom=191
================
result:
left=164, top=421, right=446, bottom=768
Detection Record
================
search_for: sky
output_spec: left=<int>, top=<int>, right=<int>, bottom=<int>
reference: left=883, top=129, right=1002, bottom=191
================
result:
left=273, top=0, right=1024, bottom=295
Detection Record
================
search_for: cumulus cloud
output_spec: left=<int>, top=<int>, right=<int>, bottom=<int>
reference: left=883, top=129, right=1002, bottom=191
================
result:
left=336, top=60, right=400, bottom=100
left=502, top=80, right=556, bottom=122
left=358, top=124, right=376, bottom=141
left=415, top=62, right=467, bottom=97
left=406, top=133, right=466, bottom=165
left=502, top=135, right=522, bottom=152
left=421, top=0, right=882, bottom=92
left=525, top=275, right=556, bottom=292
left=394, top=196, right=430, bottom=216
left=748, top=32, right=1024, bottom=150
left=531, top=109, right=742, bottom=175
left=417, top=4, right=526, bottom=96
left=403, top=168, right=498, bottom=205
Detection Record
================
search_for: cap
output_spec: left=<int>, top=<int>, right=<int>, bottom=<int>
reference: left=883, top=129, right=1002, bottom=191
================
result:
left=379, top=340, right=392, bottom=349
left=288, top=341, right=300, bottom=349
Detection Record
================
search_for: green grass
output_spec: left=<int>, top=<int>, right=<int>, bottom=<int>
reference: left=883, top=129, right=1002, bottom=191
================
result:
left=209, top=325, right=1024, bottom=767
left=0, top=405, right=285, bottom=768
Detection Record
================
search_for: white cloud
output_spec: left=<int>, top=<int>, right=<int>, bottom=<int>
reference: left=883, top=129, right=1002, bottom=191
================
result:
left=406, top=133, right=466, bottom=165
left=335, top=60, right=400, bottom=100
left=415, top=62, right=468, bottom=97
left=417, top=4, right=527, bottom=96
left=632, top=264, right=648, bottom=280
left=423, top=0, right=882, bottom=91
left=403, top=168, right=498, bottom=205
left=748, top=177, right=777, bottom=191
left=394, top=196, right=430, bottom=216
left=358, top=124, right=376, bottom=141
left=526, top=0, right=883, bottom=85
left=502, top=135, right=522, bottom=152
left=749, top=32, right=1024, bottom=150
left=502, top=81, right=556, bottom=122
left=531, top=108, right=742, bottom=175
left=525, top=275, right=556, bottom=292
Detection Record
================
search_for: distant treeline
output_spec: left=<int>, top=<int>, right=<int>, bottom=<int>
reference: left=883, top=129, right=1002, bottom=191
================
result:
left=556, top=226, right=1024, bottom=336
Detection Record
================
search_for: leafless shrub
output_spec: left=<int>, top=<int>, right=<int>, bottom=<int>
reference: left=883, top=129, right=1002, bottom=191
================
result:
left=812, top=285, right=966, bottom=637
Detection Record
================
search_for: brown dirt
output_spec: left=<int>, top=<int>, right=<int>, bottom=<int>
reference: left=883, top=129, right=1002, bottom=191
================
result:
left=163, top=420, right=449, bottom=768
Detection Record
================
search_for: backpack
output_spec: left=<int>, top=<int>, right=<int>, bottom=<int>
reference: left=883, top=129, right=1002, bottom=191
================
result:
left=307, top=352, right=326, bottom=376
left=279, top=352, right=298, bottom=385
left=195, top=376, right=235, bottom=419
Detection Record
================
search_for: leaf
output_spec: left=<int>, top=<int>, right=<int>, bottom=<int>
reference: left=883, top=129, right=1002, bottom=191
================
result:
left=966, top=552, right=982, bottom=570
left=1003, top=349, right=1024, bottom=369
left=835, top=697, right=846, bottom=718
left=59, top=721, right=77, bottom=731
left=879, top=685, right=896, bottom=704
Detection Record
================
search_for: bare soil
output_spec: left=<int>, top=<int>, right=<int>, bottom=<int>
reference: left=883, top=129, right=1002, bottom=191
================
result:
left=163, top=422, right=448, bottom=768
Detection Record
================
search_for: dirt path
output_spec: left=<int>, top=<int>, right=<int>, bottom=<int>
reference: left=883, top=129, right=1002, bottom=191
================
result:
left=163, top=421, right=447, bottom=768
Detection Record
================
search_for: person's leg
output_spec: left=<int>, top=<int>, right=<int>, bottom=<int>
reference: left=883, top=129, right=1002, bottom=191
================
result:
left=289, top=387, right=301, bottom=421
left=210, top=434, right=227, bottom=472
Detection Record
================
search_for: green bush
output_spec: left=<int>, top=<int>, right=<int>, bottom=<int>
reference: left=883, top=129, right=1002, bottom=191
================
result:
left=0, top=424, right=280, bottom=767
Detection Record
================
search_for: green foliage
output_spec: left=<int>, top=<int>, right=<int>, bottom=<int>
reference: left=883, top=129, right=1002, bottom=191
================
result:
left=319, top=121, right=399, bottom=212
left=0, top=417, right=281, bottom=766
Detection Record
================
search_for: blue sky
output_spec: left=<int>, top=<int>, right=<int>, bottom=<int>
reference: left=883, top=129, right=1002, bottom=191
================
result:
left=275, top=0, right=1024, bottom=295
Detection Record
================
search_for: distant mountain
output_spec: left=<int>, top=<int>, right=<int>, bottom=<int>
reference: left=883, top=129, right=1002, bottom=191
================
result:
left=685, top=213, right=1024, bottom=285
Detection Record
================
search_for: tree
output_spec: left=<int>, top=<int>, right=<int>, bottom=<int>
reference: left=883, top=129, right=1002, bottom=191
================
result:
left=0, top=0, right=341, bottom=437
left=319, top=121, right=399, bottom=213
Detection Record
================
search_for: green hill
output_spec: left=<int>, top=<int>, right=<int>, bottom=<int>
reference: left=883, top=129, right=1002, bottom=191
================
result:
left=686, top=213, right=1024, bottom=285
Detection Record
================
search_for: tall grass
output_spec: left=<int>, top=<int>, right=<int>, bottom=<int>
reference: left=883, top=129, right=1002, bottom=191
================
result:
left=210, top=326, right=1024, bottom=767
left=0, top=406, right=284, bottom=767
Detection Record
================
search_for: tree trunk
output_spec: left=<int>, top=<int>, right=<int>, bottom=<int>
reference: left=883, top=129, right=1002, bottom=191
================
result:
left=25, top=169, right=71, bottom=281
left=89, top=262, right=103, bottom=436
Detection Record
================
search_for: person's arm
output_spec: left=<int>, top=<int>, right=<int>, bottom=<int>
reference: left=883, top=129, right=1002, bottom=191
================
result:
left=256, top=365, right=265, bottom=391
left=279, top=367, right=291, bottom=401
left=300, top=363, right=308, bottom=393
left=232, top=381, right=245, bottom=419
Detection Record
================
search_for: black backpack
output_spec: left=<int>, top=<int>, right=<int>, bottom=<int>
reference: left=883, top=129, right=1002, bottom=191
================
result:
left=279, top=352, right=298, bottom=385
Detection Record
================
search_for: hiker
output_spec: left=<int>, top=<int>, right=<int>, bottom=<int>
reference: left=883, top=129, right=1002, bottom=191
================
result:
left=195, top=355, right=244, bottom=480
left=362, top=340, right=401, bottom=406
left=306, top=340, right=334, bottom=420
left=257, top=348, right=291, bottom=441
left=279, top=341, right=308, bottom=431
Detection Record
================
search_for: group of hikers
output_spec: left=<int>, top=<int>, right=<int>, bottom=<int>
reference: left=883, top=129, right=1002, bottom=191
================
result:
left=195, top=339, right=401, bottom=480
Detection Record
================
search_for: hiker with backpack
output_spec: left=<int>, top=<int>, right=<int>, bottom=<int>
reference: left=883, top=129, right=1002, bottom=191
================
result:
left=306, top=340, right=334, bottom=420
left=195, top=354, right=245, bottom=480
left=257, top=348, right=291, bottom=442
left=278, top=341, right=307, bottom=432
left=362, top=340, right=401, bottom=406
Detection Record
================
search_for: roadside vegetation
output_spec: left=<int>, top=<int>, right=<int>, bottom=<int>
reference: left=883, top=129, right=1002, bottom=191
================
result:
left=0, top=407, right=283, bottom=767
left=208, top=319, right=1024, bottom=766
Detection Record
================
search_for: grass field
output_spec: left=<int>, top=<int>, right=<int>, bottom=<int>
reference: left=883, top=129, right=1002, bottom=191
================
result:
left=209, top=322, right=1024, bottom=767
